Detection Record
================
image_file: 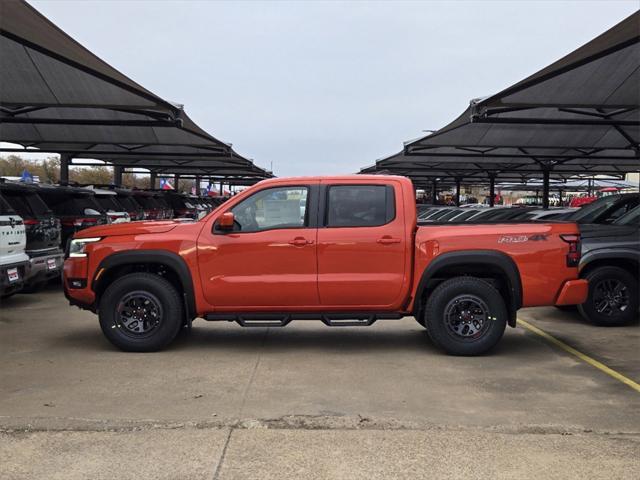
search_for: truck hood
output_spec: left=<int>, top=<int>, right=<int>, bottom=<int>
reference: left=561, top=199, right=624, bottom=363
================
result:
left=579, top=223, right=637, bottom=239
left=73, top=220, right=191, bottom=238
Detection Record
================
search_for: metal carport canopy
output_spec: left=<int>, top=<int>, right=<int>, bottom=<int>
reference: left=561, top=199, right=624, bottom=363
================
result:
left=403, top=11, right=639, bottom=206
left=0, top=0, right=268, bottom=179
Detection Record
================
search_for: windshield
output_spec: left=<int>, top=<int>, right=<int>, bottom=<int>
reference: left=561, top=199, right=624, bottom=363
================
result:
left=569, top=195, right=622, bottom=222
left=613, top=205, right=640, bottom=226
left=1, top=190, right=51, bottom=217
left=0, top=194, right=16, bottom=215
left=96, top=195, right=122, bottom=212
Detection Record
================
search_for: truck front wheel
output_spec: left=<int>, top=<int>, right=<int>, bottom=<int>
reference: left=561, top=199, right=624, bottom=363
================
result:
left=98, top=273, right=183, bottom=352
left=424, top=277, right=507, bottom=356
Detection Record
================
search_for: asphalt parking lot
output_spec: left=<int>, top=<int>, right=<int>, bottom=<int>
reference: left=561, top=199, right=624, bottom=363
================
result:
left=1, top=285, right=639, bottom=479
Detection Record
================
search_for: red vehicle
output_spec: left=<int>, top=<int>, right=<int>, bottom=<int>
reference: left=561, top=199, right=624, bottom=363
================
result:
left=63, top=176, right=587, bottom=355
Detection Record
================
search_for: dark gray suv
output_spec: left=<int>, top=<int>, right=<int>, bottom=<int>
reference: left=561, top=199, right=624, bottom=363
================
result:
left=578, top=204, right=639, bottom=326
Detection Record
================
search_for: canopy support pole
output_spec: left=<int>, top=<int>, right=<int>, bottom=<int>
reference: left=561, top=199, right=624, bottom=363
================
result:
left=60, top=154, right=70, bottom=184
left=558, top=189, right=563, bottom=206
left=149, top=172, right=157, bottom=189
left=431, top=180, right=438, bottom=205
left=113, top=166, right=123, bottom=186
left=174, top=174, right=180, bottom=191
left=220, top=182, right=224, bottom=195
left=489, top=174, right=496, bottom=207
left=542, top=166, right=551, bottom=209
left=195, top=175, right=200, bottom=194
left=454, top=177, right=461, bottom=206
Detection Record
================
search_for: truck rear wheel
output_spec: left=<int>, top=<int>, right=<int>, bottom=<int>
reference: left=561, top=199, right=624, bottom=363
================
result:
left=578, top=266, right=638, bottom=326
left=98, top=273, right=183, bottom=352
left=424, top=277, right=507, bottom=356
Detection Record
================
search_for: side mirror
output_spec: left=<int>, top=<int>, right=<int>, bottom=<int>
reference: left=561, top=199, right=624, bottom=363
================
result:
left=218, top=211, right=235, bottom=230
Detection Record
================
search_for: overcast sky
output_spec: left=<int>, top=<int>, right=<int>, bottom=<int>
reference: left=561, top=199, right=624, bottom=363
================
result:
left=27, top=0, right=639, bottom=176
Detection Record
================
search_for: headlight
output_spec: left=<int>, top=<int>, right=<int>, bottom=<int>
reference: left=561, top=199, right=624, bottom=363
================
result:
left=68, top=237, right=102, bottom=258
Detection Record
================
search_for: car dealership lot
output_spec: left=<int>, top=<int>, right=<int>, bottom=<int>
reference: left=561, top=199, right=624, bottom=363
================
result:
left=1, top=286, right=639, bottom=480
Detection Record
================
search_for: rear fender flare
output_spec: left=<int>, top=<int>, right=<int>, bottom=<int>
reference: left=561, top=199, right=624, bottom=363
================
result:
left=414, top=250, right=522, bottom=327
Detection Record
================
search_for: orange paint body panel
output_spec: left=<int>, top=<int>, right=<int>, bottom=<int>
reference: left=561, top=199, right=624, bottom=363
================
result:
left=64, top=175, right=585, bottom=319
left=555, top=279, right=589, bottom=305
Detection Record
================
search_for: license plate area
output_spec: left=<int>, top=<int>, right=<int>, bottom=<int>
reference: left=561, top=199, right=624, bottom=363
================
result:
left=47, top=258, right=57, bottom=270
left=7, top=268, right=19, bottom=283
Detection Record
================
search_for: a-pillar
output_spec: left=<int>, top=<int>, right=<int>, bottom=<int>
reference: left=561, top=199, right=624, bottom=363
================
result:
left=149, top=172, right=157, bottom=189
left=113, top=166, right=123, bottom=186
left=59, top=153, right=71, bottom=184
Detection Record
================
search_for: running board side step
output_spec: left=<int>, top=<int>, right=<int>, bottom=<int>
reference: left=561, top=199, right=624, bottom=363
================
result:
left=204, top=312, right=403, bottom=327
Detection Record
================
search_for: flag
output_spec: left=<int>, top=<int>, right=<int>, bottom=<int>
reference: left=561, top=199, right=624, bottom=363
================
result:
left=20, top=169, right=34, bottom=183
left=160, top=178, right=173, bottom=190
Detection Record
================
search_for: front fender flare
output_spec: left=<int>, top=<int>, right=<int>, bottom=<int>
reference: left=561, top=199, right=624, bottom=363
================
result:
left=93, top=250, right=196, bottom=320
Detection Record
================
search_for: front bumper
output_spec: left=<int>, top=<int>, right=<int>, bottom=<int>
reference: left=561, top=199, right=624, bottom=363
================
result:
left=26, top=250, right=64, bottom=284
left=63, top=255, right=96, bottom=311
left=555, top=279, right=589, bottom=306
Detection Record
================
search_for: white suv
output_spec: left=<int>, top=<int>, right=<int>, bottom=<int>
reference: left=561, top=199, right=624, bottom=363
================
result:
left=0, top=194, right=29, bottom=298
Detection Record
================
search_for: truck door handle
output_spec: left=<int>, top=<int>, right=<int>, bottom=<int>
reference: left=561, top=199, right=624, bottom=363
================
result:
left=289, top=237, right=313, bottom=246
left=377, top=236, right=401, bottom=245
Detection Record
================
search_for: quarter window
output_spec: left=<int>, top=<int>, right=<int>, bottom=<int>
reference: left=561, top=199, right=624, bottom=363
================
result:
left=326, top=185, right=394, bottom=227
left=231, top=187, right=308, bottom=232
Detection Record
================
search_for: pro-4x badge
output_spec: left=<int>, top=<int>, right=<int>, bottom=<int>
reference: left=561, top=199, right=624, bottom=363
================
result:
left=498, top=233, right=549, bottom=244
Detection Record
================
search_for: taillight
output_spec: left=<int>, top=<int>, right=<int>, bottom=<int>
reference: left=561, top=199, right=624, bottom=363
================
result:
left=560, top=234, right=580, bottom=267
left=23, top=219, right=40, bottom=226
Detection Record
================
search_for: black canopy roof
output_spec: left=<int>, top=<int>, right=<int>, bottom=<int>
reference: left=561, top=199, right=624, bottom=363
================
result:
left=404, top=12, right=640, bottom=177
left=0, top=0, right=269, bottom=177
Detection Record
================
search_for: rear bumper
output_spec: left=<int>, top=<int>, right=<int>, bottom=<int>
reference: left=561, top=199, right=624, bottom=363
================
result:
left=555, top=279, right=589, bottom=306
left=0, top=260, right=29, bottom=296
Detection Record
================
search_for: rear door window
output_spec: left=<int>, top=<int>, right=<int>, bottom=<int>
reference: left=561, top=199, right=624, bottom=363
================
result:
left=325, top=185, right=394, bottom=227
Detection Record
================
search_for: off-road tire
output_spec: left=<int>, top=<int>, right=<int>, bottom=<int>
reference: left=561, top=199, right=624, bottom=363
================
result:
left=578, top=267, right=639, bottom=326
left=424, top=277, right=507, bottom=356
left=99, top=273, right=183, bottom=352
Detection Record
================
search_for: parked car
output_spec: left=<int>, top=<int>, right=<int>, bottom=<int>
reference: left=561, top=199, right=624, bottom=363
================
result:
left=558, top=193, right=639, bottom=224
left=189, top=196, right=209, bottom=219
left=466, top=206, right=535, bottom=223
left=113, top=188, right=145, bottom=221
left=85, top=187, right=131, bottom=224
left=0, top=181, right=64, bottom=291
left=160, top=191, right=199, bottom=219
left=131, top=190, right=164, bottom=220
left=152, top=193, right=173, bottom=220
left=36, top=185, right=108, bottom=251
left=512, top=208, right=577, bottom=222
left=576, top=204, right=639, bottom=326
left=63, top=175, right=587, bottom=355
left=82, top=185, right=145, bottom=221
left=0, top=193, right=29, bottom=298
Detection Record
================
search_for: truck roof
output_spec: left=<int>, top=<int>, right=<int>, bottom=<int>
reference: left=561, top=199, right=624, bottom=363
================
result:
left=255, top=175, right=412, bottom=186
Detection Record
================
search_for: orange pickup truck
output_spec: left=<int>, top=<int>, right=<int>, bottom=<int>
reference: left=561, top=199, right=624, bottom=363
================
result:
left=63, top=176, right=588, bottom=355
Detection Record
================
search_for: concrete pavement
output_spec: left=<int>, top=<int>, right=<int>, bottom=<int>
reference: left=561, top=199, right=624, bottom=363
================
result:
left=1, top=286, right=639, bottom=479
